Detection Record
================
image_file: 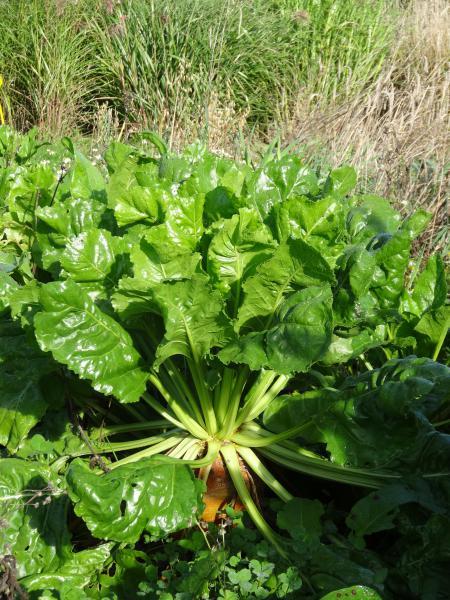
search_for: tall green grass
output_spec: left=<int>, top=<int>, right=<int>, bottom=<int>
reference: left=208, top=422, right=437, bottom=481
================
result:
left=0, top=0, right=103, bottom=135
left=0, top=0, right=395, bottom=142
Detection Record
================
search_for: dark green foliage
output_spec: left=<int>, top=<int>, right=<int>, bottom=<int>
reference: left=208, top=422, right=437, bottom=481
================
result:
left=0, top=126, right=448, bottom=598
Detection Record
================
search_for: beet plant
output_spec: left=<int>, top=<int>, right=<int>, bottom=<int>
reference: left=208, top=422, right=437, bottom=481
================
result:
left=1, top=127, right=449, bottom=597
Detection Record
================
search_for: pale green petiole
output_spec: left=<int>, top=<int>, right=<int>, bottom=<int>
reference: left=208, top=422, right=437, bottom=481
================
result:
left=215, top=367, right=235, bottom=427
left=219, top=367, right=249, bottom=438
left=234, top=370, right=277, bottom=427
left=146, top=377, right=209, bottom=439
left=188, top=357, right=218, bottom=434
left=237, top=374, right=290, bottom=426
left=236, top=445, right=293, bottom=502
left=220, top=444, right=288, bottom=559
left=142, top=392, right=186, bottom=430
left=94, top=431, right=180, bottom=453
left=108, top=435, right=188, bottom=469
left=258, top=444, right=399, bottom=488
left=231, top=421, right=313, bottom=447
left=89, top=420, right=172, bottom=439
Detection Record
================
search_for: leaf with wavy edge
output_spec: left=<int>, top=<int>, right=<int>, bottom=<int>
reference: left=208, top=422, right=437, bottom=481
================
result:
left=35, top=280, right=148, bottom=403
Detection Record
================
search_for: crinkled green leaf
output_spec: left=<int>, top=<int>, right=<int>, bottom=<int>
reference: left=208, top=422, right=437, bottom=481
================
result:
left=245, top=156, right=319, bottom=220
left=403, top=255, right=447, bottom=316
left=207, top=208, right=275, bottom=299
left=221, top=286, right=333, bottom=373
left=0, top=321, right=55, bottom=450
left=20, top=544, right=112, bottom=593
left=60, top=228, right=122, bottom=284
left=145, top=186, right=204, bottom=259
left=321, top=327, right=385, bottom=365
left=272, top=194, right=347, bottom=261
left=340, top=245, right=378, bottom=298
left=371, top=230, right=411, bottom=309
left=236, top=239, right=334, bottom=330
left=265, top=357, right=450, bottom=473
left=130, top=237, right=201, bottom=287
left=347, top=196, right=401, bottom=242
left=66, top=458, right=204, bottom=543
left=265, top=286, right=333, bottom=374
left=36, top=195, right=114, bottom=272
left=69, top=150, right=106, bottom=200
left=7, top=165, right=55, bottom=224
left=34, top=280, right=148, bottom=403
left=107, top=155, right=161, bottom=227
left=0, top=458, right=70, bottom=579
left=415, top=305, right=450, bottom=345
left=0, top=272, right=18, bottom=311
left=112, top=242, right=202, bottom=320
left=188, top=154, right=248, bottom=198
left=218, top=331, right=267, bottom=371
left=153, top=275, right=232, bottom=366
left=104, top=140, right=133, bottom=174
left=204, top=186, right=240, bottom=223
left=325, top=165, right=357, bottom=198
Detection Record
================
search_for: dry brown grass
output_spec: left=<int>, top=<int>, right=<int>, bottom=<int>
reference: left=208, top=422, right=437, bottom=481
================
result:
left=281, top=0, right=449, bottom=253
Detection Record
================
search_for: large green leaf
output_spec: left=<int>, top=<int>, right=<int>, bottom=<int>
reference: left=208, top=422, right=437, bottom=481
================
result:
left=346, top=479, right=445, bottom=549
left=104, top=140, right=133, bottom=174
left=60, top=228, right=124, bottom=285
left=324, top=165, right=357, bottom=198
left=0, top=321, right=55, bottom=450
left=404, top=255, right=447, bottom=316
left=272, top=194, right=348, bottom=264
left=245, top=155, right=319, bottom=220
left=66, top=458, right=204, bottom=543
left=36, top=194, right=114, bottom=272
left=69, top=150, right=106, bottom=200
left=236, top=239, right=334, bottom=330
left=130, top=237, right=201, bottom=287
left=20, top=545, right=112, bottom=593
left=145, top=187, right=204, bottom=260
left=187, top=153, right=248, bottom=204
left=0, top=272, right=18, bottom=312
left=7, top=164, right=55, bottom=224
left=207, top=208, right=275, bottom=301
left=0, top=458, right=71, bottom=579
left=347, top=196, right=401, bottom=242
left=34, top=280, right=148, bottom=403
left=107, top=154, right=161, bottom=227
left=264, top=357, right=450, bottom=473
left=220, top=286, right=333, bottom=373
left=415, top=305, right=450, bottom=346
left=370, top=211, right=434, bottom=309
left=277, top=498, right=324, bottom=545
left=370, top=228, right=414, bottom=310
left=153, top=275, right=232, bottom=366
left=113, top=243, right=201, bottom=321
left=321, top=327, right=386, bottom=365
left=265, top=286, right=333, bottom=373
